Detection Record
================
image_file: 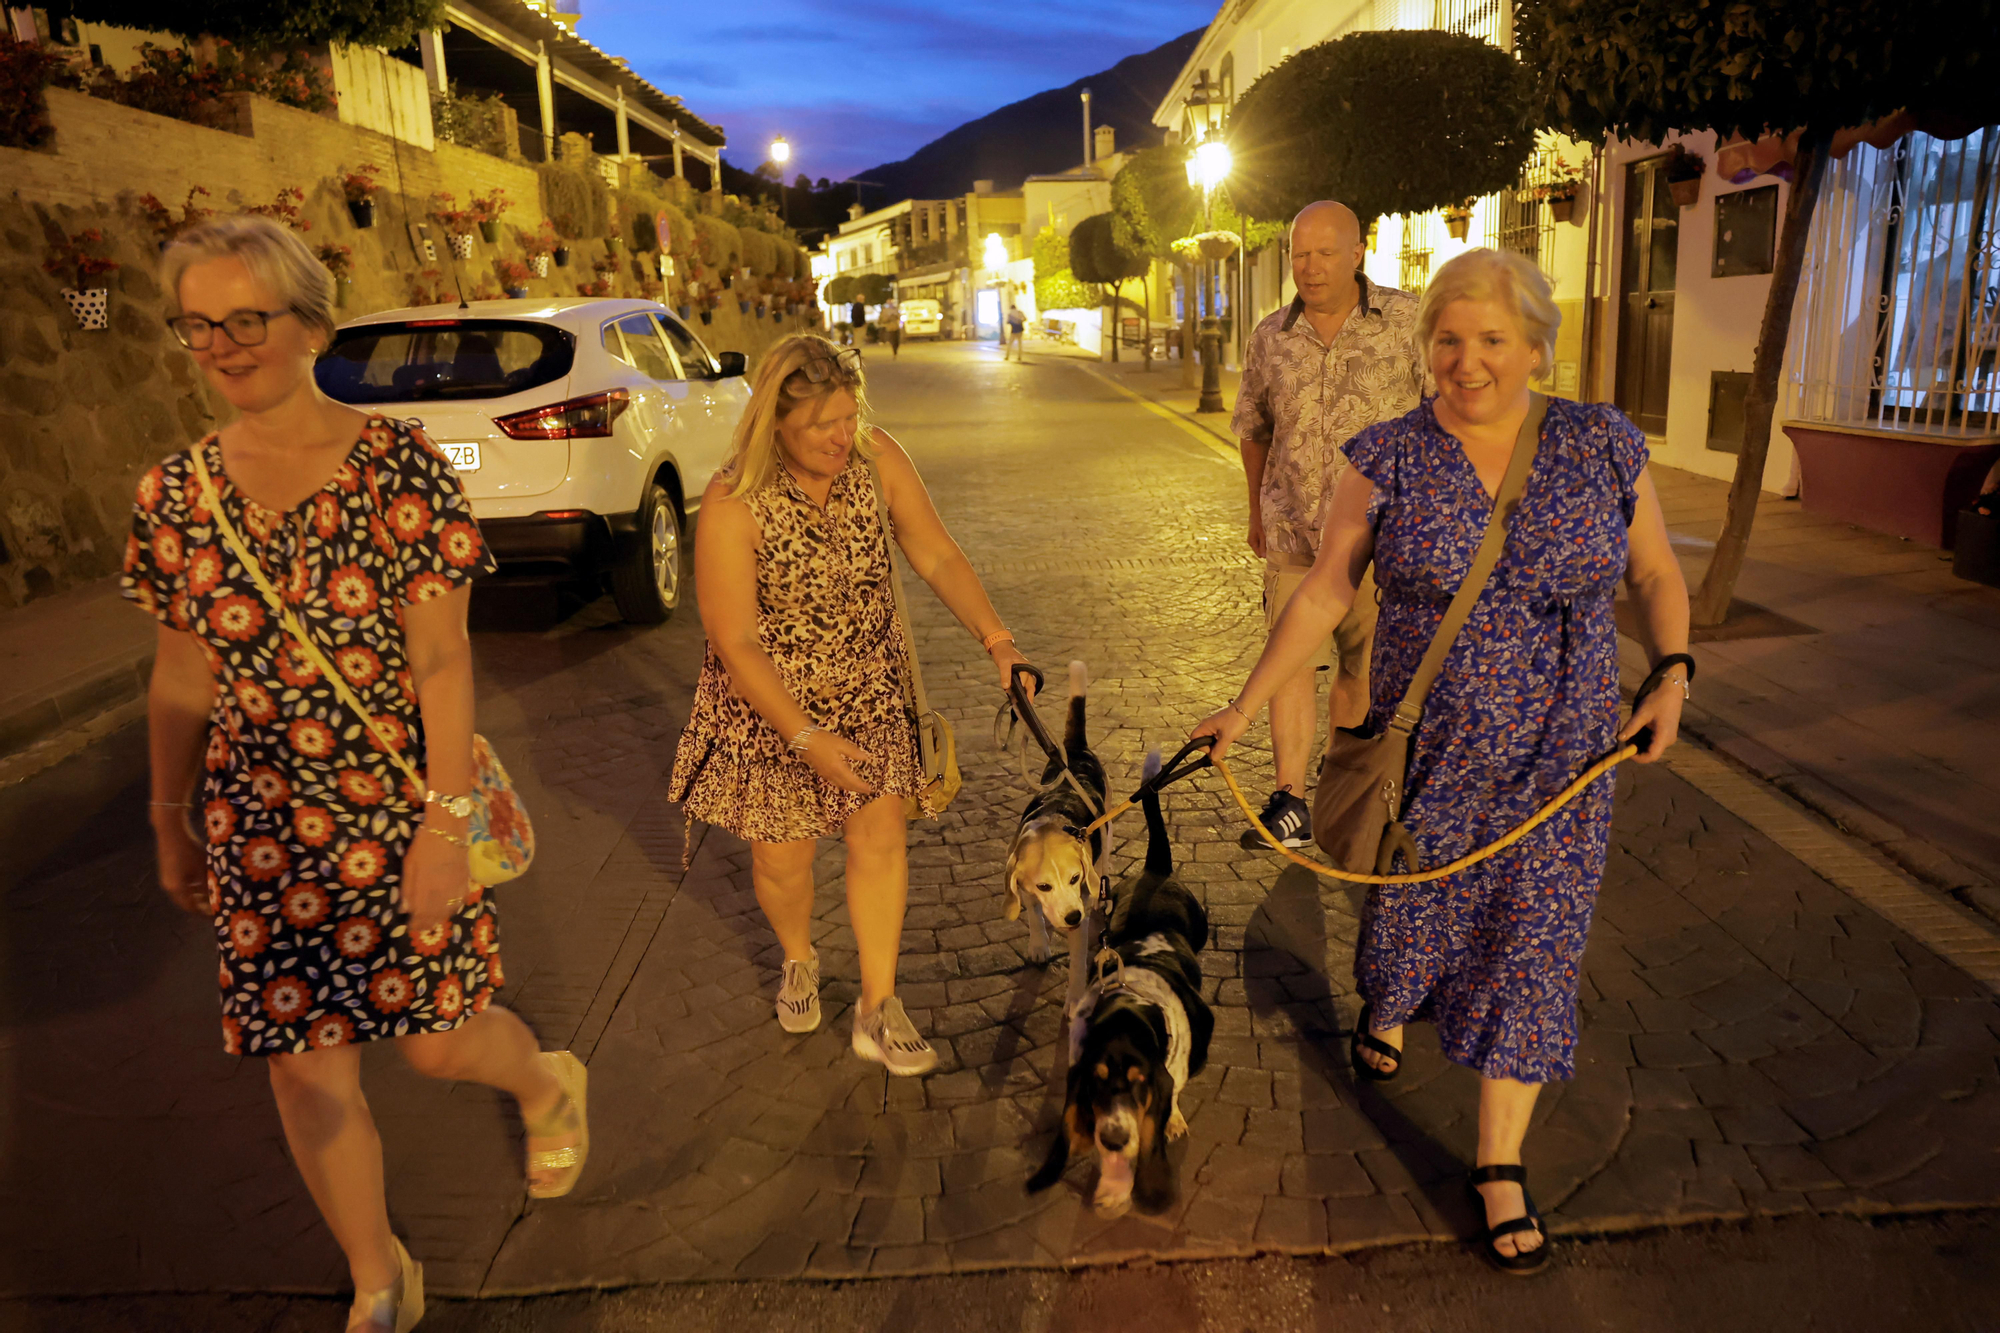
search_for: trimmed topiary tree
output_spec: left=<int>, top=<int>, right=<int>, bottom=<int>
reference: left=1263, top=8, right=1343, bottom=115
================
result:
left=823, top=273, right=857, bottom=308
left=854, top=272, right=894, bottom=306
left=1518, top=0, right=2000, bottom=624
left=1032, top=224, right=1099, bottom=313
left=1070, top=212, right=1150, bottom=361
left=1226, top=29, right=1534, bottom=229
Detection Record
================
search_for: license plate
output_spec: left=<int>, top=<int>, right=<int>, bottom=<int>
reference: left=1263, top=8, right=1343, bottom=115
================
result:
left=442, top=441, right=481, bottom=472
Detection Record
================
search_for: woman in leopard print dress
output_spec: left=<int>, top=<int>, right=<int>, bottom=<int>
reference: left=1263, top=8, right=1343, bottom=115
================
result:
left=669, top=335, right=1030, bottom=1075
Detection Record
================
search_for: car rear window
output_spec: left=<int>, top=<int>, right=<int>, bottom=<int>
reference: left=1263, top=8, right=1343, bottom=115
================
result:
left=317, top=320, right=575, bottom=403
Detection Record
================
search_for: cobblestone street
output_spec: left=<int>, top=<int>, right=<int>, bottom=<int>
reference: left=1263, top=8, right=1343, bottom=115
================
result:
left=3, top=341, right=1997, bottom=1313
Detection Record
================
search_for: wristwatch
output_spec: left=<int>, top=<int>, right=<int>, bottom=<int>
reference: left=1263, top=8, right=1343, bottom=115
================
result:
left=426, top=788, right=475, bottom=819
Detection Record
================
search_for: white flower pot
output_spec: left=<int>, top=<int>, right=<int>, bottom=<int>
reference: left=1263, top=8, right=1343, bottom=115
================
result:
left=448, top=232, right=475, bottom=259
left=530, top=253, right=551, bottom=278
left=62, top=288, right=109, bottom=330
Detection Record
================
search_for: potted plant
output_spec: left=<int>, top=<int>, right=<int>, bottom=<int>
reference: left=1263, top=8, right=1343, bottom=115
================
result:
left=137, top=185, right=214, bottom=249
left=428, top=193, right=477, bottom=258
left=551, top=212, right=575, bottom=267
left=1194, top=230, right=1239, bottom=260
left=45, top=229, right=121, bottom=329
left=469, top=188, right=510, bottom=244
left=522, top=220, right=558, bottom=278
left=495, top=257, right=533, bottom=299
left=1665, top=147, right=1705, bottom=208
left=738, top=296, right=752, bottom=315
left=1442, top=200, right=1475, bottom=240
left=1536, top=155, right=1588, bottom=223
left=699, top=289, right=719, bottom=325
left=341, top=163, right=382, bottom=228
left=245, top=186, right=312, bottom=233
left=317, top=241, right=354, bottom=306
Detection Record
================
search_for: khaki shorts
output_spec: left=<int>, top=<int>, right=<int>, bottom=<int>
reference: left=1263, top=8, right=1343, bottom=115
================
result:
left=1263, top=556, right=1378, bottom=679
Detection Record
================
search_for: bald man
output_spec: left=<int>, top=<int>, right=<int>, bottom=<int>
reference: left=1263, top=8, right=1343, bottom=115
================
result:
left=1229, top=200, right=1425, bottom=849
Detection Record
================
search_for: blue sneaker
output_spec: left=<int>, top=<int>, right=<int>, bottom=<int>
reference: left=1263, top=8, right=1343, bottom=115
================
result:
left=1243, top=788, right=1311, bottom=850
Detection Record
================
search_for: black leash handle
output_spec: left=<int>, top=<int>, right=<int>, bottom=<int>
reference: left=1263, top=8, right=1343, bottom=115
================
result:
left=1123, top=734, right=1216, bottom=805
left=1007, top=662, right=1061, bottom=763
left=1628, top=652, right=1696, bottom=755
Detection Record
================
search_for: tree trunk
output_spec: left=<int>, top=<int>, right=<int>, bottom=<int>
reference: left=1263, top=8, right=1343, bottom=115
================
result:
left=1109, top=279, right=1122, bottom=361
left=1143, top=271, right=1153, bottom=372
left=1689, top=131, right=1832, bottom=627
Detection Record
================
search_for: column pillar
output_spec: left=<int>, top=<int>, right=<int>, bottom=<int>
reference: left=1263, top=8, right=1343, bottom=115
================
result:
left=418, top=28, right=447, bottom=93
left=534, top=41, right=555, bottom=161
left=671, top=130, right=684, bottom=179
left=614, top=86, right=631, bottom=158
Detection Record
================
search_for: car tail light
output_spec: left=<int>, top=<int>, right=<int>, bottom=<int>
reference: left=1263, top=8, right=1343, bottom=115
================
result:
left=493, top=389, right=630, bottom=440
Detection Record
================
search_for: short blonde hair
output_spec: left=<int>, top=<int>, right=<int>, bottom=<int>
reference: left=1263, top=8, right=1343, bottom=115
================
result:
left=722, top=334, right=874, bottom=499
left=1417, top=247, right=1560, bottom=382
left=162, top=214, right=337, bottom=346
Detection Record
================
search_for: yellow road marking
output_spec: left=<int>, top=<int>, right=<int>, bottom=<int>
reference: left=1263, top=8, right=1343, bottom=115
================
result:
left=1077, top=363, right=1240, bottom=466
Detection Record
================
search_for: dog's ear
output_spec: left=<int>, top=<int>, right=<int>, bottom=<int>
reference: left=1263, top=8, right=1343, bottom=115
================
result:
left=1131, top=1062, right=1179, bottom=1213
left=1003, top=848, right=1024, bottom=921
left=1026, top=1099, right=1078, bottom=1194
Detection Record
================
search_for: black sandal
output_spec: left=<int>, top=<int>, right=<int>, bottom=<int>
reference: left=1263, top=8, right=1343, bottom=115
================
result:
left=1466, top=1164, right=1549, bottom=1276
left=1349, top=1002, right=1403, bottom=1082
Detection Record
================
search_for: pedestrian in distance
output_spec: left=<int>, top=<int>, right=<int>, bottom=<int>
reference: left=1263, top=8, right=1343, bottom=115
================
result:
left=669, top=334, right=1033, bottom=1075
left=1195, top=248, right=1691, bottom=1275
left=1004, top=302, right=1027, bottom=361
left=1232, top=200, right=1426, bottom=850
left=880, top=294, right=903, bottom=358
left=850, top=295, right=867, bottom=345
left=125, top=216, right=585, bottom=1333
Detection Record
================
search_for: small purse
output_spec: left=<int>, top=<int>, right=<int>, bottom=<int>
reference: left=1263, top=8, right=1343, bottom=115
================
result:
left=867, top=459, right=960, bottom=819
left=1311, top=395, right=1547, bottom=874
left=189, top=446, right=534, bottom=886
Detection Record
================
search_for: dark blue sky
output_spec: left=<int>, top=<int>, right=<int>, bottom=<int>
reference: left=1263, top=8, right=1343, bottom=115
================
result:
left=577, top=0, right=1218, bottom=181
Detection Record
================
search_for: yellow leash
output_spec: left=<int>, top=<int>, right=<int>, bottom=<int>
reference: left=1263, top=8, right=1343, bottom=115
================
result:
left=1080, top=744, right=1638, bottom=885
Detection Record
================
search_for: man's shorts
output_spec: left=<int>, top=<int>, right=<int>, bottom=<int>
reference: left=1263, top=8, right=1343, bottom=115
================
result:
left=1262, top=555, right=1378, bottom=677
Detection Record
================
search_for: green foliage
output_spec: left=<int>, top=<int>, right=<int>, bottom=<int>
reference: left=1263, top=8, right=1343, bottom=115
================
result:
left=432, top=81, right=513, bottom=158
left=0, top=37, right=69, bottom=149
left=855, top=272, right=894, bottom=305
left=1515, top=0, right=2000, bottom=144
left=1227, top=29, right=1534, bottom=225
left=61, top=0, right=447, bottom=49
left=691, top=211, right=742, bottom=271
left=539, top=161, right=608, bottom=240
left=1032, top=224, right=1099, bottom=311
left=1210, top=188, right=1286, bottom=253
left=75, top=40, right=337, bottom=123
left=739, top=228, right=779, bottom=276
left=1111, top=147, right=1201, bottom=262
left=1069, top=213, right=1148, bottom=286
left=824, top=273, right=857, bottom=306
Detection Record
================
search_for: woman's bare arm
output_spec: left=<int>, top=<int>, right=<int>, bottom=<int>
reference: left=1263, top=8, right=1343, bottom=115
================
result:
left=1618, top=468, right=1690, bottom=761
left=147, top=626, right=218, bottom=912
left=400, top=583, right=479, bottom=928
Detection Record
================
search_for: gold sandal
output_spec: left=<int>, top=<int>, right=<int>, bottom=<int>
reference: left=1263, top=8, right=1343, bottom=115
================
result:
left=525, top=1049, right=589, bottom=1199
left=346, top=1235, right=424, bottom=1332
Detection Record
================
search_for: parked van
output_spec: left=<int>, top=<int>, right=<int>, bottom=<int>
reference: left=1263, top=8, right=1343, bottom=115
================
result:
left=901, top=299, right=943, bottom=338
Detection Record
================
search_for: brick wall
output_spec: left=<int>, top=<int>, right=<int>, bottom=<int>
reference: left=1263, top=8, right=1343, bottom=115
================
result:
left=0, top=90, right=815, bottom=610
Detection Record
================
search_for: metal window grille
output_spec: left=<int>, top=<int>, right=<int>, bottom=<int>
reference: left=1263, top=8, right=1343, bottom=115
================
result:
left=1483, top=143, right=1560, bottom=281
left=1432, top=0, right=1507, bottom=44
left=1789, top=126, right=2000, bottom=436
left=1400, top=211, right=1436, bottom=291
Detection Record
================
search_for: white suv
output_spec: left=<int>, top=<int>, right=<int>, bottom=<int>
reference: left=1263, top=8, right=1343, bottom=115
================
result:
left=315, top=297, right=750, bottom=623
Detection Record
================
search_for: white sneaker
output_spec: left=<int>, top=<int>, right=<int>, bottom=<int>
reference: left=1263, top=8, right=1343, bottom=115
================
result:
left=776, top=949, right=821, bottom=1033
left=851, top=996, right=938, bottom=1076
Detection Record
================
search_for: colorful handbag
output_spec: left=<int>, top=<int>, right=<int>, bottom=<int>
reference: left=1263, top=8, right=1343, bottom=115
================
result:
left=866, top=458, right=960, bottom=819
left=189, top=446, right=534, bottom=886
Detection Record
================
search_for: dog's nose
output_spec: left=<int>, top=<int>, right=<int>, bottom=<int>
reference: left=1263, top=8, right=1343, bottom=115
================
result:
left=1064, top=909, right=1083, bottom=927
left=1098, top=1122, right=1130, bottom=1151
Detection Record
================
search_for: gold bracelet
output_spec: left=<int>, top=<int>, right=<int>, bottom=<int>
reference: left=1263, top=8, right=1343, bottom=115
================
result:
left=1226, top=700, right=1252, bottom=722
left=423, top=824, right=468, bottom=848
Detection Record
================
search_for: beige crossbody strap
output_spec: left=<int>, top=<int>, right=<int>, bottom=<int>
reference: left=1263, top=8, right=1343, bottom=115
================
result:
left=863, top=457, right=933, bottom=725
left=187, top=445, right=425, bottom=797
left=1388, top=393, right=1547, bottom=735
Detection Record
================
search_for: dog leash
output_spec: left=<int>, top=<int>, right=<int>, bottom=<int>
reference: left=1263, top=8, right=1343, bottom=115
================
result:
left=1078, top=660, right=1690, bottom=886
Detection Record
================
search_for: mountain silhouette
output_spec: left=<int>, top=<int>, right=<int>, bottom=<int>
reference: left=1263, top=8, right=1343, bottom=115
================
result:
left=852, top=28, right=1202, bottom=202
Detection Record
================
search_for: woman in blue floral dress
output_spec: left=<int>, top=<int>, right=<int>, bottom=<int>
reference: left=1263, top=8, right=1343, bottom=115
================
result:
left=1199, top=248, right=1691, bottom=1274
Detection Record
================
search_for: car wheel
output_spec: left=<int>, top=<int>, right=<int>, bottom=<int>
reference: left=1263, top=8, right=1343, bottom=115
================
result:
left=611, top=483, right=682, bottom=624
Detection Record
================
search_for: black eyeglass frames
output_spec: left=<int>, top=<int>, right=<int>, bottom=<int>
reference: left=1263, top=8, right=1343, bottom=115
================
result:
left=166, top=308, right=296, bottom=351
left=790, top=346, right=863, bottom=385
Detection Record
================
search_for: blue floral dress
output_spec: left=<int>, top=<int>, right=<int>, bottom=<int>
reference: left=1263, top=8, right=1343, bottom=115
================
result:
left=1344, top=397, right=1647, bottom=1083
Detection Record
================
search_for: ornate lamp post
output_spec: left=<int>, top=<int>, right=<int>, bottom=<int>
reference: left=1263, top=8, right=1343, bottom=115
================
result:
left=769, top=135, right=791, bottom=223
left=1188, top=138, right=1233, bottom=413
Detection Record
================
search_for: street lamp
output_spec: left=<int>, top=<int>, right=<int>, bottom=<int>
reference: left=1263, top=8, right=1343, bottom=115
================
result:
left=1187, top=139, right=1234, bottom=413
left=769, top=135, right=791, bottom=223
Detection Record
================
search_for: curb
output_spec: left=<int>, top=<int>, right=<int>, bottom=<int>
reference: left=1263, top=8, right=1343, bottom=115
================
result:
left=0, top=648, right=153, bottom=784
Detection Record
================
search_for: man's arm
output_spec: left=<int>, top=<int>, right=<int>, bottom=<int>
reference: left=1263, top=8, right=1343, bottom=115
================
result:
left=1232, top=332, right=1274, bottom=559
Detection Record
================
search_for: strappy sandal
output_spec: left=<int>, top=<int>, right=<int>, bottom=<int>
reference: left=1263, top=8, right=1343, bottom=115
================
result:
left=525, top=1050, right=589, bottom=1199
left=346, top=1235, right=423, bottom=1332
left=1349, top=1002, right=1403, bottom=1083
left=1466, top=1164, right=1550, bottom=1276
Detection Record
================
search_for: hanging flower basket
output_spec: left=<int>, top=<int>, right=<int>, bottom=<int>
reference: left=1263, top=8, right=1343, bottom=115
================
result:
left=447, top=232, right=475, bottom=260
left=348, top=198, right=375, bottom=229
left=530, top=254, right=551, bottom=278
left=61, top=288, right=110, bottom=330
left=605, top=236, right=622, bottom=253
left=478, top=220, right=499, bottom=244
left=504, top=286, right=528, bottom=299
left=699, top=310, right=712, bottom=325
left=553, top=246, right=571, bottom=268
left=1195, top=231, right=1239, bottom=260
left=1549, top=196, right=1576, bottom=223
left=1668, top=177, right=1702, bottom=208
left=334, top=276, right=353, bottom=308
left=738, top=300, right=751, bottom=314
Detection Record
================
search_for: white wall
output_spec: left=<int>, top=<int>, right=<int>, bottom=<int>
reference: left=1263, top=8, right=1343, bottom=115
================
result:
left=330, top=43, right=435, bottom=151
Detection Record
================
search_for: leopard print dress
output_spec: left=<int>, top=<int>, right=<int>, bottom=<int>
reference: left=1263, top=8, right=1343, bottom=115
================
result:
left=668, top=458, right=928, bottom=843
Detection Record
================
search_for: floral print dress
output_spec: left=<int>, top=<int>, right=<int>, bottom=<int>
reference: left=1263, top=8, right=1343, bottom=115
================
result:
left=1344, top=397, right=1648, bottom=1083
left=122, top=416, right=499, bottom=1057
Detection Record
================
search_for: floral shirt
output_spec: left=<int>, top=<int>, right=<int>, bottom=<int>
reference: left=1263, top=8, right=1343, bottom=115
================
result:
left=1231, top=277, right=1426, bottom=560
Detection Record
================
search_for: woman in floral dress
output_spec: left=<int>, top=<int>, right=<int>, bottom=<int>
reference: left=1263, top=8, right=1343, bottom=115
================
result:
left=1197, top=248, right=1691, bottom=1274
left=127, top=216, right=583, bottom=1332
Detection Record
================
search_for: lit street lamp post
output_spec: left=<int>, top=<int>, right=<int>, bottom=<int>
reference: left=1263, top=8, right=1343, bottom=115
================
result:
left=770, top=135, right=790, bottom=223
left=1187, top=139, right=1233, bottom=414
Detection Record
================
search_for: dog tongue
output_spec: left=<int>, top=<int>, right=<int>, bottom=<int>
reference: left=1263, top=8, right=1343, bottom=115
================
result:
left=1093, top=1152, right=1135, bottom=1216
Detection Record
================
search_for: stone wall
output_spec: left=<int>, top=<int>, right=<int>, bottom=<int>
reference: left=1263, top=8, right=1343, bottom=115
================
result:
left=0, top=89, right=816, bottom=610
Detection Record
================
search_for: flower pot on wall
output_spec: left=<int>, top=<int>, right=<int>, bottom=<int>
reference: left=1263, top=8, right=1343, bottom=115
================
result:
left=348, top=199, right=376, bottom=229
left=334, top=276, right=352, bottom=308
left=530, top=254, right=550, bottom=278
left=676, top=304, right=692, bottom=319
left=1444, top=214, right=1471, bottom=240
left=738, top=300, right=750, bottom=314
left=447, top=232, right=475, bottom=260
left=1548, top=196, right=1576, bottom=223
left=553, top=246, right=571, bottom=268
left=699, top=311, right=712, bottom=325
left=61, top=288, right=109, bottom=330
left=605, top=236, right=621, bottom=254
left=478, top=220, right=499, bottom=244
left=1668, top=177, right=1702, bottom=208
left=505, top=286, right=528, bottom=299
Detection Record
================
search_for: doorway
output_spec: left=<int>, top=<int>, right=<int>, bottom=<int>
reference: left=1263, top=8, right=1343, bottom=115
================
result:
left=1616, top=156, right=1680, bottom=435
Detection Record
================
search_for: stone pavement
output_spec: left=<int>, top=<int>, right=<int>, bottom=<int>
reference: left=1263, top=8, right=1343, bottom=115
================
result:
left=2, top=341, right=1997, bottom=1303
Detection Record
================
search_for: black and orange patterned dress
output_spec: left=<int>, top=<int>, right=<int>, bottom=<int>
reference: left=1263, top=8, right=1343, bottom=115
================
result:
left=668, top=457, right=927, bottom=843
left=122, top=415, right=500, bottom=1057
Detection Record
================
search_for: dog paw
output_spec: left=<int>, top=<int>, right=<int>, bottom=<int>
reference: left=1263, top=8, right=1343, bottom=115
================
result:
left=1166, top=1108, right=1188, bottom=1141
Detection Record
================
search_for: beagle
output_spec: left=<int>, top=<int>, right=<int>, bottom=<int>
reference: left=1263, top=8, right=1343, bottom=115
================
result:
left=1004, top=661, right=1106, bottom=964
left=1027, top=757, right=1213, bottom=1216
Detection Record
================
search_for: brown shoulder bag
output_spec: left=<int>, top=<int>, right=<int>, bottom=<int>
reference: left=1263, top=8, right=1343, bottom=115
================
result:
left=1311, top=394, right=1547, bottom=874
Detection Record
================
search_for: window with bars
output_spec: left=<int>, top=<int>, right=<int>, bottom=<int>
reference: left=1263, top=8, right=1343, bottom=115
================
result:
left=1788, top=127, right=2000, bottom=437
left=1484, top=144, right=1560, bottom=281
left=1400, top=211, right=1436, bottom=291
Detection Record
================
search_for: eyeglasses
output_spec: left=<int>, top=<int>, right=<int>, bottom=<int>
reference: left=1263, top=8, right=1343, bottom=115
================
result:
left=787, top=346, right=862, bottom=386
left=166, top=308, right=295, bottom=350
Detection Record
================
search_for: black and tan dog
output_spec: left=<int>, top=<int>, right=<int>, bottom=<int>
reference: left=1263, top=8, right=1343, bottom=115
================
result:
left=1004, top=661, right=1106, bottom=964
left=1027, top=756, right=1213, bottom=1216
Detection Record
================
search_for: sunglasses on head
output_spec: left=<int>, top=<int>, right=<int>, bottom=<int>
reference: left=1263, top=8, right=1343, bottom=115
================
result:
left=788, top=346, right=862, bottom=386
